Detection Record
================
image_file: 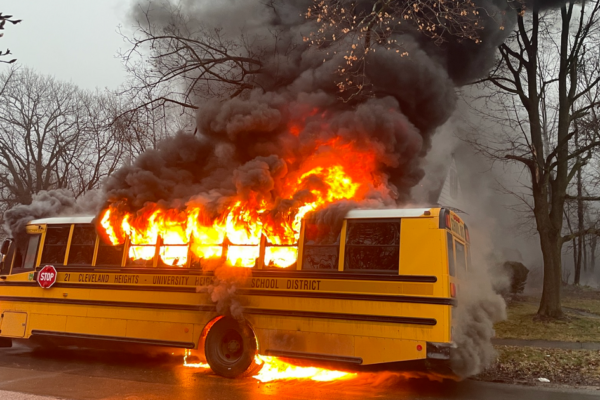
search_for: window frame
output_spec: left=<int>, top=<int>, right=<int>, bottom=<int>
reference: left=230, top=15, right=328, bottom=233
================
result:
left=342, top=218, right=401, bottom=275
left=95, top=239, right=125, bottom=267
left=66, top=224, right=97, bottom=267
left=301, top=219, right=342, bottom=272
left=454, top=239, right=467, bottom=276
left=262, top=240, right=299, bottom=270
left=11, top=234, right=42, bottom=274
left=39, top=224, right=72, bottom=266
left=446, top=231, right=456, bottom=277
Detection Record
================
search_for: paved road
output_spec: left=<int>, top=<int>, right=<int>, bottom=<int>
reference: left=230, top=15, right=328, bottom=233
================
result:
left=0, top=344, right=598, bottom=400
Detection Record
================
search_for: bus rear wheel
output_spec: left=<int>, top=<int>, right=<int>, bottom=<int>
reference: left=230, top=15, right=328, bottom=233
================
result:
left=204, top=317, right=259, bottom=378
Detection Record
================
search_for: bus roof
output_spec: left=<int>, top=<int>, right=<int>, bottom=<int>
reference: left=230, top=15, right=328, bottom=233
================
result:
left=27, top=208, right=438, bottom=226
left=29, top=216, right=95, bottom=225
left=345, top=208, right=435, bottom=219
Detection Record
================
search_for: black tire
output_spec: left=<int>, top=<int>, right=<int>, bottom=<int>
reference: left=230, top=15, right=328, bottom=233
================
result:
left=204, top=317, right=258, bottom=378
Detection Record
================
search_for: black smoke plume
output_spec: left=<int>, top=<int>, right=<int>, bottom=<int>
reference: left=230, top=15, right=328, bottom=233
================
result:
left=109, top=0, right=518, bottom=209
left=100, top=0, right=527, bottom=377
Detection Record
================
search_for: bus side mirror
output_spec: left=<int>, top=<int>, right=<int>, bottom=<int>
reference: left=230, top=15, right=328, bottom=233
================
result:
left=0, top=239, right=12, bottom=255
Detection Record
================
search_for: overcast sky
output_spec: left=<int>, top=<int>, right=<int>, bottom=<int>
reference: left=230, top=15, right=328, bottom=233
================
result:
left=1, top=0, right=134, bottom=90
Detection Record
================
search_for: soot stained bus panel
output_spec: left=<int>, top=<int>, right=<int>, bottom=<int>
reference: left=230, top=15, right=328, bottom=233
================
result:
left=344, top=220, right=400, bottom=273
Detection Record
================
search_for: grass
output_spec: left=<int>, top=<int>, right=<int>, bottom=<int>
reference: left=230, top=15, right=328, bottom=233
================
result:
left=561, top=286, right=600, bottom=315
left=494, top=293, right=600, bottom=342
left=481, top=287, right=600, bottom=387
left=478, top=345, right=600, bottom=386
left=562, top=298, right=600, bottom=315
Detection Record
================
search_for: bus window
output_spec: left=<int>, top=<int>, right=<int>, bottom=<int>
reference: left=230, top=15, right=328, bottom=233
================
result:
left=344, top=219, right=400, bottom=273
left=127, top=239, right=156, bottom=267
left=21, top=235, right=40, bottom=270
left=189, top=243, right=223, bottom=269
left=96, top=241, right=124, bottom=267
left=446, top=232, right=455, bottom=276
left=302, top=221, right=340, bottom=270
left=0, top=240, right=14, bottom=274
left=264, top=242, right=298, bottom=270
left=40, top=225, right=71, bottom=265
left=455, top=241, right=467, bottom=276
left=159, top=240, right=189, bottom=268
left=67, top=225, right=96, bottom=265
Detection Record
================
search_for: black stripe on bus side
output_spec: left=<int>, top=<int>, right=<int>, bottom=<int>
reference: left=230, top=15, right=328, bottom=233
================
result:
left=54, top=283, right=197, bottom=292
left=0, top=282, right=454, bottom=306
left=30, top=330, right=195, bottom=349
left=0, top=296, right=436, bottom=326
left=238, top=289, right=456, bottom=306
left=263, top=349, right=363, bottom=364
left=0, top=281, right=199, bottom=292
left=29, top=267, right=438, bottom=283
left=0, top=281, right=39, bottom=287
left=0, top=296, right=211, bottom=312
left=243, top=308, right=437, bottom=326
left=251, top=271, right=438, bottom=282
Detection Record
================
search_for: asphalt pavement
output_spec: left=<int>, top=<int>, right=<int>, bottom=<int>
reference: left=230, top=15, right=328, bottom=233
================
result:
left=0, top=343, right=598, bottom=400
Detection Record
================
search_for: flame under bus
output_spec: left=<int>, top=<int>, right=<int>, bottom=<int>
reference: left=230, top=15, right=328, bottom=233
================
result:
left=0, top=207, right=469, bottom=374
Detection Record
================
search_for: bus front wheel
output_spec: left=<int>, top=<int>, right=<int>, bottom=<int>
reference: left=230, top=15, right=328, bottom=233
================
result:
left=204, top=317, right=259, bottom=378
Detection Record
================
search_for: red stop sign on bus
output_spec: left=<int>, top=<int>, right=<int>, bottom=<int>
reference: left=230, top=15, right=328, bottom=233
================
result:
left=37, top=265, right=57, bottom=289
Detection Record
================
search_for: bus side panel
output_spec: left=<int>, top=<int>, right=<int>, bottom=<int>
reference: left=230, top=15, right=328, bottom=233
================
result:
left=354, top=336, right=426, bottom=364
left=66, top=316, right=128, bottom=337
left=254, top=326, right=355, bottom=357
left=0, top=311, right=28, bottom=337
left=251, top=323, right=430, bottom=364
left=399, top=218, right=447, bottom=299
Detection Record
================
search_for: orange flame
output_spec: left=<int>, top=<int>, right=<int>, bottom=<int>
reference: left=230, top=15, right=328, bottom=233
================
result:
left=182, top=351, right=357, bottom=382
left=100, top=138, right=385, bottom=268
left=253, top=355, right=357, bottom=382
left=183, top=349, right=210, bottom=369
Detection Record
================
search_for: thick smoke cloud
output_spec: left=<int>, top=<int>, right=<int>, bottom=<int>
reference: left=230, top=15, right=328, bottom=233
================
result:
left=113, top=0, right=519, bottom=210
left=100, top=0, right=528, bottom=378
left=450, top=263, right=507, bottom=377
left=3, top=189, right=104, bottom=260
left=4, top=189, right=103, bottom=238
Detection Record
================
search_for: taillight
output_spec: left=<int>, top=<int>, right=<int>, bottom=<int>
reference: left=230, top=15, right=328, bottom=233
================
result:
left=450, top=282, right=456, bottom=298
left=446, top=214, right=451, bottom=229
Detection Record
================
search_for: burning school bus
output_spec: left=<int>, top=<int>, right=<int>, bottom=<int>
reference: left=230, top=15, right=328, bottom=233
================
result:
left=0, top=207, right=468, bottom=378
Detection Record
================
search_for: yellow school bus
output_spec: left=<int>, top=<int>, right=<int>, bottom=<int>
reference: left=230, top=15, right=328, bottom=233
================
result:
left=0, top=207, right=469, bottom=377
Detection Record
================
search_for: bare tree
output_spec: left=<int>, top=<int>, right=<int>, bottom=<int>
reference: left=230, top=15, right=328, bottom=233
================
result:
left=0, top=68, right=126, bottom=215
left=119, top=3, right=264, bottom=113
left=306, top=0, right=485, bottom=98
left=115, top=81, right=195, bottom=158
left=471, top=2, right=600, bottom=317
left=0, top=12, right=21, bottom=64
left=118, top=0, right=486, bottom=113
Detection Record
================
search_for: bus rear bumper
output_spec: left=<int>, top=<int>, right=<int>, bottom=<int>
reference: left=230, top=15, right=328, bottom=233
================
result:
left=426, top=342, right=455, bottom=360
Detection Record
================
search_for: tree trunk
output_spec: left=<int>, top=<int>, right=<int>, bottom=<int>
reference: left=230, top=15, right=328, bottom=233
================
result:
left=573, top=237, right=578, bottom=284
left=591, top=235, right=597, bottom=272
left=537, top=226, right=563, bottom=317
left=583, top=235, right=587, bottom=273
